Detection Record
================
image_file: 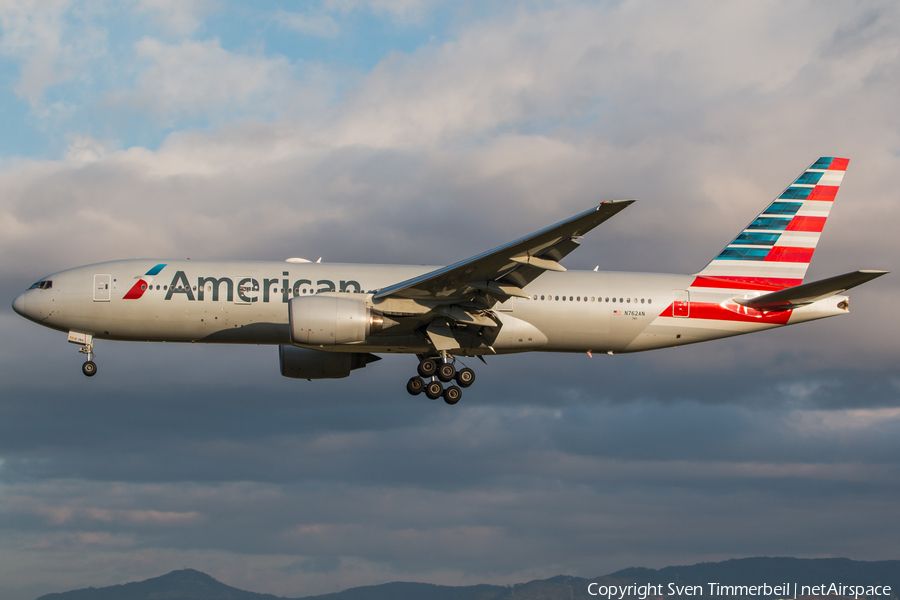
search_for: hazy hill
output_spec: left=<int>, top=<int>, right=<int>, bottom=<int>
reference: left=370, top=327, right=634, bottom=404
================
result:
left=607, top=557, right=900, bottom=590
left=36, top=568, right=286, bottom=600
left=36, top=557, right=900, bottom=600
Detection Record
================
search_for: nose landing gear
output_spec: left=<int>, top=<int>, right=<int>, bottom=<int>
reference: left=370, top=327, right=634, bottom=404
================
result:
left=77, top=340, right=97, bottom=377
left=406, top=354, right=476, bottom=404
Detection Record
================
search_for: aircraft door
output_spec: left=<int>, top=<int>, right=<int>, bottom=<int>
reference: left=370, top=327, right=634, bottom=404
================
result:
left=673, top=289, right=690, bottom=318
left=93, top=274, right=111, bottom=302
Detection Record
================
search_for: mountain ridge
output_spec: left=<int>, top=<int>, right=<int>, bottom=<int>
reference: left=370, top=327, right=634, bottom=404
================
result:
left=36, top=557, right=900, bottom=600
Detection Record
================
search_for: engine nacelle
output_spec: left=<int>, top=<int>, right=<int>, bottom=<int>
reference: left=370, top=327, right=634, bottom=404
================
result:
left=288, top=295, right=387, bottom=346
left=279, top=345, right=381, bottom=379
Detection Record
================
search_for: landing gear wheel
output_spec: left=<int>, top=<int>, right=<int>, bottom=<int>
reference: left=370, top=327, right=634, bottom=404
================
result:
left=417, top=358, right=438, bottom=378
left=437, top=363, right=456, bottom=382
left=443, top=385, right=462, bottom=405
left=455, top=367, right=475, bottom=388
left=406, top=376, right=425, bottom=396
left=425, top=381, right=443, bottom=400
left=82, top=361, right=97, bottom=377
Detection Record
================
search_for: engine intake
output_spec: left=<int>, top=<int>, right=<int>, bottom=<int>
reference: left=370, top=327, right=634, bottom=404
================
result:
left=289, top=295, right=390, bottom=346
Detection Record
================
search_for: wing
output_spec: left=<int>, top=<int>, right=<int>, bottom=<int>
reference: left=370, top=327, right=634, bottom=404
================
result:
left=374, top=200, right=635, bottom=302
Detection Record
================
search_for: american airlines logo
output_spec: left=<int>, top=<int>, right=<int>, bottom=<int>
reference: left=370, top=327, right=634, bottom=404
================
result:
left=127, top=270, right=364, bottom=303
left=122, top=264, right=167, bottom=299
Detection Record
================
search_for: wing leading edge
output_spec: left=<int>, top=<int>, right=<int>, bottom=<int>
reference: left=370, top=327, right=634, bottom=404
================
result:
left=373, top=200, right=636, bottom=302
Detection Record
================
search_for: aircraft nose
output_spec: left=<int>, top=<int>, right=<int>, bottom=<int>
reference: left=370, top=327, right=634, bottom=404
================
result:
left=12, top=292, right=26, bottom=317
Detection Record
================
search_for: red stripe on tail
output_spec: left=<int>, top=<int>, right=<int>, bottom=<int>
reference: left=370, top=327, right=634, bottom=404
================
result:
left=765, top=247, right=815, bottom=263
left=786, top=216, right=827, bottom=232
left=690, top=276, right=801, bottom=290
left=808, top=185, right=838, bottom=201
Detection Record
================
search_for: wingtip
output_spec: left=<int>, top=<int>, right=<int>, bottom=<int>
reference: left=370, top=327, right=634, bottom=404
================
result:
left=598, top=199, right=638, bottom=208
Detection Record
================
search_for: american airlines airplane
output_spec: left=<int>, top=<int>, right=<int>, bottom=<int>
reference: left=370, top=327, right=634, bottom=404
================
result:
left=12, top=157, right=886, bottom=404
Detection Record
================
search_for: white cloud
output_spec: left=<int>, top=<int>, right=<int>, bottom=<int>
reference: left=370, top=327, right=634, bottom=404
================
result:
left=790, top=407, right=900, bottom=435
left=277, top=9, right=340, bottom=38
left=330, top=0, right=900, bottom=152
left=63, top=134, right=111, bottom=163
left=134, top=0, right=215, bottom=36
left=109, top=38, right=305, bottom=124
left=325, top=0, right=442, bottom=23
left=0, top=0, right=106, bottom=109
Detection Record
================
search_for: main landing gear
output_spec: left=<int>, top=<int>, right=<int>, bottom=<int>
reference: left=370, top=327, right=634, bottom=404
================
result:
left=406, top=354, right=475, bottom=405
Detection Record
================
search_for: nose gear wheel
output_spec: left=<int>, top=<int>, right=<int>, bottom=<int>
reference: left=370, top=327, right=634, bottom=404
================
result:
left=77, top=339, right=98, bottom=377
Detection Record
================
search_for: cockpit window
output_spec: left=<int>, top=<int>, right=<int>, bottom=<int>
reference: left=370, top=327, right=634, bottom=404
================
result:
left=28, top=280, right=52, bottom=290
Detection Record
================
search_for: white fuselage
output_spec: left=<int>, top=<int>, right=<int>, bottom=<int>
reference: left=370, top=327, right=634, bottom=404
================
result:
left=14, top=259, right=849, bottom=356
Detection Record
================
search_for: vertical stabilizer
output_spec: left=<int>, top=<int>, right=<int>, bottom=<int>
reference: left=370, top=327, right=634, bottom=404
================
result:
left=694, top=157, right=848, bottom=290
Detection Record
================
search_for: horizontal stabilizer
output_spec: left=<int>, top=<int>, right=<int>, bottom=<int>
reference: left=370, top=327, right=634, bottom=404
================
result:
left=734, top=270, right=888, bottom=311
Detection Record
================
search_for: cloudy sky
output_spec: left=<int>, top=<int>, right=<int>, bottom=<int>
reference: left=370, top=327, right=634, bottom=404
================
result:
left=1, top=0, right=899, bottom=598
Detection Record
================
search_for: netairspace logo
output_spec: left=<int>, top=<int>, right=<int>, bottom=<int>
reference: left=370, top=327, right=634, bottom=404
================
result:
left=586, top=581, right=893, bottom=599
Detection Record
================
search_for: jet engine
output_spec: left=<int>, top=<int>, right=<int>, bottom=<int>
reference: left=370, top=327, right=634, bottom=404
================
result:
left=279, top=345, right=381, bottom=379
left=288, top=295, right=391, bottom=346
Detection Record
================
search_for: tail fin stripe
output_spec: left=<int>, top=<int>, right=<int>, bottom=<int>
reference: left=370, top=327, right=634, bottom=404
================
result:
left=807, top=185, right=839, bottom=201
left=810, top=157, right=835, bottom=169
left=779, top=188, right=812, bottom=200
left=764, top=202, right=803, bottom=215
left=764, top=247, right=815, bottom=262
left=735, top=232, right=781, bottom=245
left=785, top=216, right=827, bottom=232
left=794, top=171, right=825, bottom=185
left=747, top=217, right=791, bottom=230
left=775, top=232, right=818, bottom=248
left=691, top=276, right=802, bottom=290
left=794, top=201, right=832, bottom=217
left=818, top=170, right=845, bottom=184
left=829, top=158, right=850, bottom=170
left=717, top=248, right=770, bottom=260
